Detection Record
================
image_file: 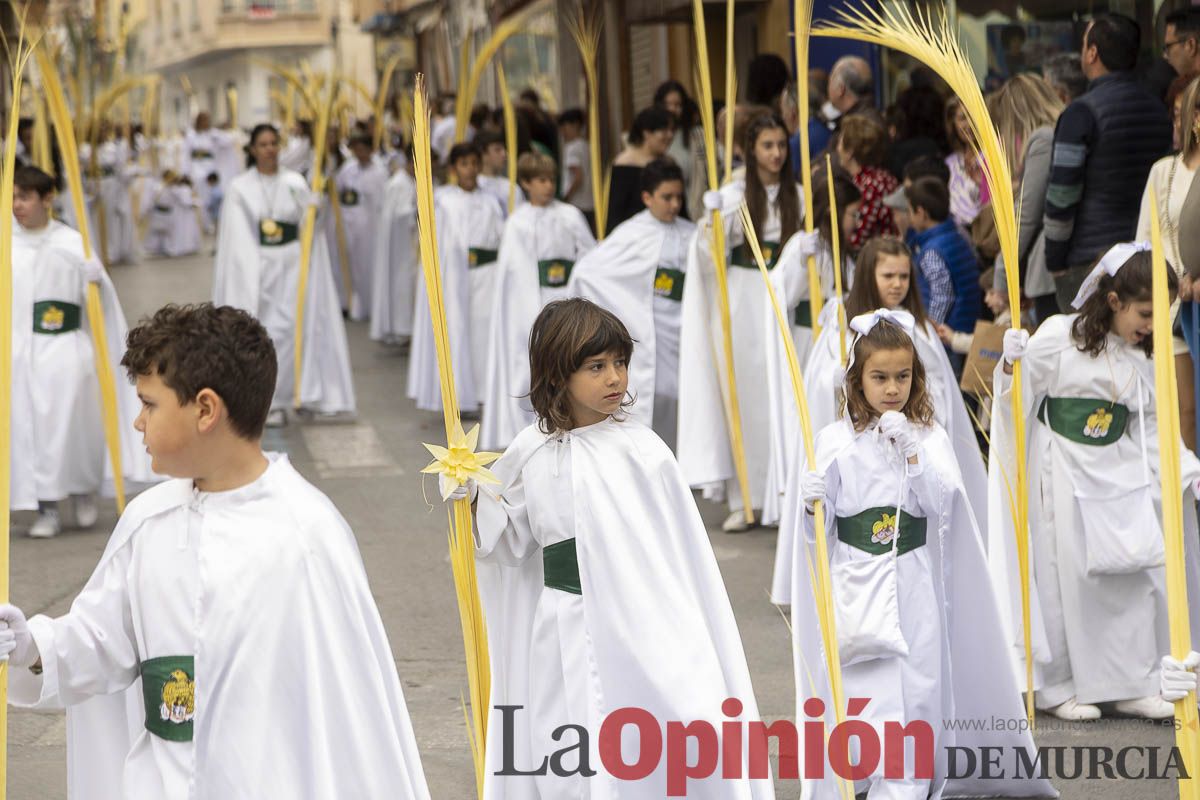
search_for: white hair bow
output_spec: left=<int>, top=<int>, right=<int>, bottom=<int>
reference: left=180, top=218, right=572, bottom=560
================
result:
left=846, top=308, right=917, bottom=373
left=1070, top=241, right=1151, bottom=310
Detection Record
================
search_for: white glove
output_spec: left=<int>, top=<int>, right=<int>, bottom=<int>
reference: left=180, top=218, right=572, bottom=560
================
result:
left=1161, top=651, right=1200, bottom=702
left=81, top=256, right=105, bottom=284
left=878, top=410, right=919, bottom=459
left=0, top=604, right=37, bottom=668
left=1002, top=328, right=1029, bottom=365
left=800, top=470, right=826, bottom=512
left=702, top=190, right=723, bottom=212
left=796, top=230, right=822, bottom=259
left=439, top=473, right=477, bottom=504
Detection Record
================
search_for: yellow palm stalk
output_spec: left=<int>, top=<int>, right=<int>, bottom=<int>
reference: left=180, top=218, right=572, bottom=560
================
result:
left=739, top=203, right=852, bottom=800
left=721, top=0, right=735, bottom=184
left=373, top=53, right=404, bottom=152
left=565, top=5, right=606, bottom=237
left=413, top=75, right=493, bottom=798
left=1149, top=195, right=1200, bottom=800
left=326, top=176, right=353, bottom=301
left=454, top=7, right=538, bottom=142
left=826, top=153, right=847, bottom=365
left=795, top=0, right=824, bottom=339
left=0, top=18, right=39, bottom=792
left=293, top=75, right=338, bottom=407
left=496, top=64, right=518, bottom=214
left=692, top=0, right=755, bottom=524
left=815, top=2, right=1033, bottom=721
left=226, top=85, right=238, bottom=128
left=34, top=43, right=127, bottom=514
left=254, top=60, right=316, bottom=118
left=31, top=87, right=52, bottom=175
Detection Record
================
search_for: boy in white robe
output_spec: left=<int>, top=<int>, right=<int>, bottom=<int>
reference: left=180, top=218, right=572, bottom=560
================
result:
left=182, top=112, right=237, bottom=211
left=370, top=155, right=418, bottom=344
left=0, top=303, right=431, bottom=799
left=95, top=132, right=138, bottom=265
left=10, top=166, right=156, bottom=538
left=481, top=151, right=595, bottom=449
left=567, top=157, right=695, bottom=450
left=140, top=170, right=176, bottom=258
left=408, top=141, right=505, bottom=413
left=475, top=129, right=525, bottom=217
left=334, top=132, right=389, bottom=320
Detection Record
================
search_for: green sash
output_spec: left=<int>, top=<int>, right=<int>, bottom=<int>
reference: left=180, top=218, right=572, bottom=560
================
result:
left=468, top=247, right=498, bottom=269
left=730, top=241, right=781, bottom=270
left=153, top=203, right=172, bottom=214
left=259, top=219, right=298, bottom=247
left=141, top=655, right=195, bottom=742
left=543, top=538, right=581, bottom=595
left=653, top=267, right=685, bottom=302
left=100, top=166, right=116, bottom=178
left=339, top=188, right=360, bottom=207
left=793, top=303, right=812, bottom=328
left=836, top=506, right=928, bottom=557
left=537, top=258, right=574, bottom=288
left=190, top=149, right=213, bottom=160
left=32, top=301, right=81, bottom=335
left=1037, top=396, right=1129, bottom=446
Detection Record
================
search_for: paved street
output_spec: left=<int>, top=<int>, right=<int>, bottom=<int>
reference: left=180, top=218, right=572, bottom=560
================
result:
left=5, top=244, right=1183, bottom=798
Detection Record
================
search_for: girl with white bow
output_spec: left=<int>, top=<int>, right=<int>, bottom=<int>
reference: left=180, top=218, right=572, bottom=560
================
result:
left=991, top=242, right=1200, bottom=721
left=787, top=309, right=1047, bottom=800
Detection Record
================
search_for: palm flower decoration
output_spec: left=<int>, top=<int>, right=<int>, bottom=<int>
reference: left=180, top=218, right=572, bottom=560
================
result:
left=422, top=422, right=501, bottom=500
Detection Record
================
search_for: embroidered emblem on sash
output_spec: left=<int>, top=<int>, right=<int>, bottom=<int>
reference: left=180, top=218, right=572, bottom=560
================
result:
left=871, top=512, right=898, bottom=545
left=160, top=669, right=195, bottom=726
left=1084, top=407, right=1114, bottom=439
left=655, top=271, right=674, bottom=297
left=260, top=219, right=282, bottom=245
left=40, top=304, right=65, bottom=332
left=546, top=262, right=567, bottom=286
left=469, top=250, right=478, bottom=266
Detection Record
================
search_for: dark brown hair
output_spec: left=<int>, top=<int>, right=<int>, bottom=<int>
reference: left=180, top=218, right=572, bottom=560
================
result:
left=743, top=112, right=801, bottom=246
left=841, top=321, right=935, bottom=431
left=838, top=114, right=888, bottom=168
left=846, top=236, right=928, bottom=327
left=905, top=175, right=950, bottom=223
left=813, top=166, right=861, bottom=280
left=528, top=299, right=635, bottom=433
left=1071, top=250, right=1176, bottom=358
left=121, top=303, right=277, bottom=440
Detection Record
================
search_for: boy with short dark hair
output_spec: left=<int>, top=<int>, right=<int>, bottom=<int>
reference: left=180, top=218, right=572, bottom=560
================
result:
left=906, top=174, right=981, bottom=333
left=10, top=165, right=155, bottom=538
left=481, top=150, right=596, bottom=449
left=474, top=129, right=524, bottom=216
left=556, top=108, right=594, bottom=230
left=333, top=132, right=389, bottom=320
left=408, top=142, right=505, bottom=415
left=567, top=157, right=696, bottom=449
left=0, top=302, right=431, bottom=798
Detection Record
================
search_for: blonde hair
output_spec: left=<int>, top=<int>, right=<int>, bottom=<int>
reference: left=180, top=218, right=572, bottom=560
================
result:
left=986, top=74, right=1064, bottom=178
left=517, top=151, right=556, bottom=184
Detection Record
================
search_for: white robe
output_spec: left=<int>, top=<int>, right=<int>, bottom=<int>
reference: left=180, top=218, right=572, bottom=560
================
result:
left=279, top=135, right=312, bottom=177
left=407, top=185, right=505, bottom=413
left=95, top=141, right=137, bottom=265
left=988, top=314, right=1200, bottom=706
left=480, top=200, right=596, bottom=450
left=334, top=158, right=389, bottom=320
left=10, top=220, right=157, bottom=510
left=788, top=419, right=1054, bottom=800
left=212, top=167, right=356, bottom=414
left=9, top=453, right=431, bottom=800
left=478, top=173, right=526, bottom=218
left=567, top=209, right=694, bottom=451
left=142, top=183, right=201, bottom=258
left=476, top=419, right=774, bottom=799
left=370, top=168, right=418, bottom=342
left=182, top=128, right=237, bottom=210
left=677, top=178, right=803, bottom=512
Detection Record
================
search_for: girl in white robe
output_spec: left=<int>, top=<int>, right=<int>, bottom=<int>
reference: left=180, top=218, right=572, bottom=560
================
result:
left=370, top=162, right=418, bottom=344
left=212, top=124, right=356, bottom=424
left=678, top=111, right=804, bottom=531
left=408, top=142, right=505, bottom=413
left=334, top=136, right=389, bottom=320
left=990, top=243, right=1200, bottom=721
left=789, top=309, right=1053, bottom=800
left=448, top=298, right=773, bottom=800
left=482, top=152, right=595, bottom=450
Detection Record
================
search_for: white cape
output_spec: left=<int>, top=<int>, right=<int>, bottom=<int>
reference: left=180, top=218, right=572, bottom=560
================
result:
left=334, top=158, right=389, bottom=320
left=370, top=168, right=418, bottom=341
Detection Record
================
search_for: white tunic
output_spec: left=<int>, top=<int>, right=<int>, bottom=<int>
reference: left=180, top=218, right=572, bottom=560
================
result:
left=370, top=168, right=418, bottom=342
left=95, top=140, right=137, bottom=265
left=478, top=173, right=526, bottom=218
left=212, top=167, right=356, bottom=414
left=334, top=157, right=389, bottom=320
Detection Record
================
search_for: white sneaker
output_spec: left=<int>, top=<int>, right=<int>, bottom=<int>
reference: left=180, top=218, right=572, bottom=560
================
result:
left=29, top=509, right=61, bottom=539
left=1045, top=697, right=1101, bottom=721
left=265, top=409, right=287, bottom=428
left=722, top=510, right=751, bottom=533
left=1112, top=695, right=1176, bottom=720
left=72, top=494, right=98, bottom=529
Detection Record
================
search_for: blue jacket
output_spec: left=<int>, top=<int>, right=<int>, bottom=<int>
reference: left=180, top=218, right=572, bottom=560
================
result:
left=911, top=219, right=981, bottom=333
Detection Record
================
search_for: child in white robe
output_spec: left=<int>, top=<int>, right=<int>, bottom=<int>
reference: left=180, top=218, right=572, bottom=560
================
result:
left=992, top=243, right=1200, bottom=721
left=481, top=151, right=595, bottom=449
left=0, top=303, right=430, bottom=799
left=408, top=141, right=505, bottom=413
left=370, top=155, right=418, bottom=344
left=476, top=129, right=525, bottom=217
left=445, top=298, right=773, bottom=799
left=567, top=157, right=695, bottom=451
left=10, top=166, right=155, bottom=538
left=334, top=132, right=389, bottom=320
left=790, top=309, right=1051, bottom=800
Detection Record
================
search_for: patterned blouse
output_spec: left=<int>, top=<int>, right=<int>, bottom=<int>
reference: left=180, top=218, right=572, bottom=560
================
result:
left=849, top=165, right=898, bottom=250
left=946, top=151, right=988, bottom=227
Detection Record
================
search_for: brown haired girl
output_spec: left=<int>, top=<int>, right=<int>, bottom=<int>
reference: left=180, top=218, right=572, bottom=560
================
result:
left=679, top=110, right=804, bottom=532
left=447, top=298, right=773, bottom=798
left=992, top=243, right=1200, bottom=722
left=786, top=309, right=1048, bottom=800
left=836, top=114, right=899, bottom=250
